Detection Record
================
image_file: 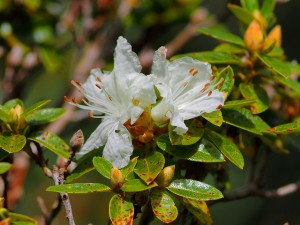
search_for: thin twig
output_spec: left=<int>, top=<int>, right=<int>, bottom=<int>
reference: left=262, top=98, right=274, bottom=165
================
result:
left=46, top=195, right=63, bottom=225
left=52, top=166, right=76, bottom=225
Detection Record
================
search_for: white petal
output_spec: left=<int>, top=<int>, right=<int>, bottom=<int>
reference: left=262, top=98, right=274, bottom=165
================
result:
left=151, top=98, right=173, bottom=122
left=179, top=90, right=224, bottom=120
left=102, top=124, right=133, bottom=168
left=130, top=75, right=157, bottom=107
left=76, top=118, right=117, bottom=159
left=114, top=36, right=141, bottom=77
left=170, top=107, right=188, bottom=135
left=152, top=46, right=168, bottom=83
left=130, top=105, right=144, bottom=124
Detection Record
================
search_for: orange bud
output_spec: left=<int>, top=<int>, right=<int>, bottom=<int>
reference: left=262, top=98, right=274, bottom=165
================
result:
left=253, top=10, right=267, bottom=29
left=110, top=167, right=124, bottom=189
left=266, top=25, right=282, bottom=47
left=155, top=165, right=175, bottom=188
left=244, top=20, right=264, bottom=52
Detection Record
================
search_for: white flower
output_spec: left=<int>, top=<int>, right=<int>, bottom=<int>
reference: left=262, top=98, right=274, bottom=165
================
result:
left=150, top=47, right=225, bottom=134
left=67, top=37, right=156, bottom=168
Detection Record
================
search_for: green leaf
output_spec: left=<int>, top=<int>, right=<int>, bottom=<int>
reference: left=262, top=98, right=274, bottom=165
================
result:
left=204, top=129, right=244, bottom=169
left=121, top=179, right=158, bottom=192
left=257, top=54, right=290, bottom=78
left=3, top=99, right=24, bottom=110
left=28, top=131, right=70, bottom=158
left=223, top=99, right=257, bottom=109
left=261, top=0, right=275, bottom=22
left=216, top=66, right=235, bottom=98
left=134, top=151, right=165, bottom=184
left=241, top=0, right=259, bottom=12
left=24, top=108, right=66, bottom=125
left=228, top=4, right=254, bottom=25
left=0, top=134, right=26, bottom=153
left=214, top=43, right=246, bottom=54
left=8, top=212, right=37, bottom=225
left=0, top=107, right=9, bottom=122
left=202, top=111, right=223, bottom=127
left=0, top=162, right=11, bottom=174
left=222, top=108, right=270, bottom=135
left=239, top=83, right=269, bottom=114
left=169, top=119, right=204, bottom=145
left=47, top=183, right=111, bottom=193
left=268, top=121, right=300, bottom=134
left=166, top=179, right=223, bottom=201
left=93, top=156, right=113, bottom=179
left=275, top=75, right=300, bottom=95
left=214, top=43, right=246, bottom=55
left=157, top=134, right=225, bottom=163
left=198, top=27, right=244, bottom=46
left=172, top=52, right=244, bottom=65
left=65, top=148, right=101, bottom=183
left=109, top=194, right=134, bottom=225
left=150, top=189, right=178, bottom=223
left=121, top=157, right=138, bottom=181
left=22, top=99, right=51, bottom=118
left=181, top=198, right=213, bottom=225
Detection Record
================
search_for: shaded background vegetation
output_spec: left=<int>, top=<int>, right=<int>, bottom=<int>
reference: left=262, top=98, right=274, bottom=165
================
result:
left=1, top=0, right=300, bottom=224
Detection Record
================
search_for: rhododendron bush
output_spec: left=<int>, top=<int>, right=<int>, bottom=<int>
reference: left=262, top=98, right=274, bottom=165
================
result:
left=0, top=0, right=300, bottom=224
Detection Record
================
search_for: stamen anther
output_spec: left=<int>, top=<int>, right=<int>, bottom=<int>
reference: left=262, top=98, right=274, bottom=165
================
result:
left=192, top=70, right=198, bottom=76
left=209, top=75, right=216, bottom=81
left=189, top=68, right=195, bottom=73
left=71, top=98, right=77, bottom=104
left=64, top=96, right=70, bottom=102
left=208, top=91, right=212, bottom=96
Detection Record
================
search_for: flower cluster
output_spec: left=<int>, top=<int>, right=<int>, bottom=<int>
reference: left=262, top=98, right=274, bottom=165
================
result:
left=66, top=37, right=224, bottom=168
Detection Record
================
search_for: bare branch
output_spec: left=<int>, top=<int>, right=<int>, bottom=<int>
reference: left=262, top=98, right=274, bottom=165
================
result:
left=52, top=166, right=76, bottom=225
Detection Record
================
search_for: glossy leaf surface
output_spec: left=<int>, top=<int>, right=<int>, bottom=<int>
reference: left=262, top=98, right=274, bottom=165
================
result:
left=222, top=108, right=270, bottom=135
left=204, top=129, right=244, bottom=169
left=202, top=111, right=223, bottom=127
left=181, top=198, right=213, bottom=225
left=47, top=183, right=111, bottom=193
left=257, top=54, right=290, bottom=78
left=28, top=131, right=70, bottom=158
left=223, top=99, right=256, bottom=109
left=157, top=135, right=225, bottom=163
left=172, top=52, right=244, bottom=65
left=166, top=179, right=223, bottom=201
left=121, top=179, right=157, bottom=192
left=109, top=194, right=134, bottom=225
left=150, top=189, right=178, bottom=223
left=22, top=99, right=51, bottom=118
left=24, top=108, right=66, bottom=125
left=0, top=134, right=26, bottom=153
left=198, top=27, right=244, bottom=46
left=169, top=119, right=204, bottom=145
left=93, top=156, right=113, bottom=179
left=134, top=151, right=165, bottom=184
left=239, top=83, right=269, bottom=114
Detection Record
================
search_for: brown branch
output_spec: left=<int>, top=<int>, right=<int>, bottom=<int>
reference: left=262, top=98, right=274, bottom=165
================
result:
left=52, top=166, right=76, bottom=225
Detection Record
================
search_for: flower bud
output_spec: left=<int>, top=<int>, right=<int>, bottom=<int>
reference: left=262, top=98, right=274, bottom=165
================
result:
left=266, top=25, right=282, bottom=47
left=155, top=165, right=175, bottom=188
left=8, top=105, right=26, bottom=133
left=244, top=20, right=264, bottom=52
left=253, top=10, right=267, bottom=29
left=111, top=167, right=124, bottom=189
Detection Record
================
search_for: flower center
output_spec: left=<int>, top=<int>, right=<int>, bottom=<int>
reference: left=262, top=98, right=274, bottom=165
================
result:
left=124, top=109, right=153, bottom=143
left=132, top=99, right=140, bottom=106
